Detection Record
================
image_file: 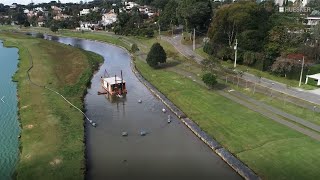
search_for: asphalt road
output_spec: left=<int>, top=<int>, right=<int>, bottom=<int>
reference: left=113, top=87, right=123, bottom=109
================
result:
left=162, top=34, right=320, bottom=106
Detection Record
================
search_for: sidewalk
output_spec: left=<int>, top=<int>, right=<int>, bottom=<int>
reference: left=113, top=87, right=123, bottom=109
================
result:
left=162, top=34, right=320, bottom=106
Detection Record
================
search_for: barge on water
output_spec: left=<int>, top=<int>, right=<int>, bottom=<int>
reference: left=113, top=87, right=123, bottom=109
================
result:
left=101, top=71, right=127, bottom=97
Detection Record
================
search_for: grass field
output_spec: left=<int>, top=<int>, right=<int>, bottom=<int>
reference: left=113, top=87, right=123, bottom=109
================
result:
left=5, top=26, right=320, bottom=179
left=134, top=59, right=320, bottom=180
left=0, top=32, right=103, bottom=180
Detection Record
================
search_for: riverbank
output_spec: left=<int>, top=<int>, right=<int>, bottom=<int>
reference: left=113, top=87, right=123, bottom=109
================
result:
left=5, top=27, right=320, bottom=179
left=0, top=32, right=103, bottom=179
left=42, top=30, right=320, bottom=179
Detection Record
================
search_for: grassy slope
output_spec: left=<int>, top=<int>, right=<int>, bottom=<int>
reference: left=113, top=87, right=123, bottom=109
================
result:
left=135, top=60, right=320, bottom=180
left=10, top=28, right=320, bottom=179
left=0, top=32, right=103, bottom=180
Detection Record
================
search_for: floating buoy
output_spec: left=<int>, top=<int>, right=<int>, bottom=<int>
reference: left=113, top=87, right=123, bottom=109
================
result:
left=140, top=131, right=147, bottom=136
left=92, top=122, right=97, bottom=127
left=122, top=132, right=128, bottom=136
left=162, top=108, right=166, bottom=113
left=138, top=99, right=142, bottom=103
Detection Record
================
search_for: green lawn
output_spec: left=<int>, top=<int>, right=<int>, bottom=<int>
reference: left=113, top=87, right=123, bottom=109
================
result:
left=234, top=86, right=320, bottom=127
left=0, top=32, right=103, bottom=180
left=135, top=59, right=320, bottom=180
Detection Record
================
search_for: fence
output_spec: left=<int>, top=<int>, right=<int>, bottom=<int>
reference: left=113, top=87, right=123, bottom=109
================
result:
left=221, top=74, right=320, bottom=113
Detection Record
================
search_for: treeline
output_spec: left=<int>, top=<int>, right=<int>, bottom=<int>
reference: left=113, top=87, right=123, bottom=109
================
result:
left=204, top=1, right=320, bottom=79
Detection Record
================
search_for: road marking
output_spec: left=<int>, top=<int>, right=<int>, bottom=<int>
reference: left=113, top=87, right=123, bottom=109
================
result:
left=1, top=96, right=5, bottom=103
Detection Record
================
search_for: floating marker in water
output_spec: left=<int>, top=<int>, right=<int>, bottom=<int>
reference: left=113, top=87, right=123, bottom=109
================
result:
left=140, top=131, right=147, bottom=136
left=92, top=122, right=97, bottom=127
left=138, top=99, right=142, bottom=103
left=162, top=108, right=166, bottom=113
left=122, top=132, right=128, bottom=136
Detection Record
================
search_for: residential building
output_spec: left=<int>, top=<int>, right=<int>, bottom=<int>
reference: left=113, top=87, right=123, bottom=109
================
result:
left=80, top=9, right=90, bottom=16
left=305, top=17, right=320, bottom=26
left=101, top=10, right=118, bottom=26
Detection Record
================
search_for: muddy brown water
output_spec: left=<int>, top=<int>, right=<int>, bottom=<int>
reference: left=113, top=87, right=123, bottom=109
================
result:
left=44, top=35, right=241, bottom=180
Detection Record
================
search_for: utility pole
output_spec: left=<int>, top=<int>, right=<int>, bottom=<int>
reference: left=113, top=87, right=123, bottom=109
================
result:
left=193, top=28, right=195, bottom=51
left=299, top=56, right=305, bottom=87
left=158, top=23, right=161, bottom=39
left=234, top=38, right=238, bottom=68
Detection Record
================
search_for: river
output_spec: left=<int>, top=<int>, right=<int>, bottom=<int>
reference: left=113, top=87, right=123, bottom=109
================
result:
left=0, top=41, right=20, bottom=180
left=44, top=35, right=241, bottom=180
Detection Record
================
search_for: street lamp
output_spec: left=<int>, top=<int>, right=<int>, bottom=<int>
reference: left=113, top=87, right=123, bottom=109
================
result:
left=299, top=56, right=305, bottom=87
left=234, top=39, right=238, bottom=68
left=154, top=21, right=160, bottom=38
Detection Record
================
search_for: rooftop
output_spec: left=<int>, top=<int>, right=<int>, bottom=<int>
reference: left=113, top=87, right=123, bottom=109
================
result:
left=103, top=76, right=125, bottom=85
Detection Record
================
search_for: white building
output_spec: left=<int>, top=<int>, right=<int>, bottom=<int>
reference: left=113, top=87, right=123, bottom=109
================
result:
left=124, top=2, right=138, bottom=11
left=305, top=17, right=320, bottom=26
left=80, top=9, right=90, bottom=16
left=101, top=10, right=117, bottom=26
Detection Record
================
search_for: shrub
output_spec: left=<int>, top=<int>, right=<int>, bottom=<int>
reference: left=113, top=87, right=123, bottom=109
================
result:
left=202, top=73, right=217, bottom=88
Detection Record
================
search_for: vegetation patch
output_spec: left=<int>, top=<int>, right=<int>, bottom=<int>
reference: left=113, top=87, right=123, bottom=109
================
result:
left=0, top=32, right=103, bottom=180
left=134, top=59, right=320, bottom=180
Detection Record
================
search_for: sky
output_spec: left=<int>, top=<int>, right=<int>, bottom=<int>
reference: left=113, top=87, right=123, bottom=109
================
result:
left=1, top=0, right=83, bottom=5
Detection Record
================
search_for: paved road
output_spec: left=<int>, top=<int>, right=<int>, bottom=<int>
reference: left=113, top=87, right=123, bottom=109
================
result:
left=162, top=34, right=320, bottom=106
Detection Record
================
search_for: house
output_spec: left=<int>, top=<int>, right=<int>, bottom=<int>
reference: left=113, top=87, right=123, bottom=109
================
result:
left=78, top=22, right=96, bottom=31
left=80, top=9, right=90, bottom=16
left=9, top=3, right=17, bottom=9
left=38, top=21, right=44, bottom=27
left=101, top=10, right=117, bottom=26
left=51, top=6, right=62, bottom=15
left=92, top=7, right=99, bottom=12
left=124, top=2, right=138, bottom=11
left=305, top=17, right=320, bottom=26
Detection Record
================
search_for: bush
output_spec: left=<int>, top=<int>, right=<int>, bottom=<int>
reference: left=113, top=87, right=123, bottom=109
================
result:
left=131, top=43, right=139, bottom=53
left=202, top=73, right=217, bottom=88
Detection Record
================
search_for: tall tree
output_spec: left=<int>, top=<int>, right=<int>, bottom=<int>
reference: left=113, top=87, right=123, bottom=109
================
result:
left=146, top=43, right=167, bottom=68
left=177, top=0, right=212, bottom=32
left=159, top=0, right=178, bottom=30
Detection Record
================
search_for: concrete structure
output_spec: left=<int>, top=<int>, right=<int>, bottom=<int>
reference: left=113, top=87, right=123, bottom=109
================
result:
left=124, top=1, right=138, bottom=11
left=305, top=73, right=320, bottom=86
left=80, top=9, right=90, bottom=16
left=305, top=17, right=320, bottom=26
left=101, top=10, right=117, bottom=26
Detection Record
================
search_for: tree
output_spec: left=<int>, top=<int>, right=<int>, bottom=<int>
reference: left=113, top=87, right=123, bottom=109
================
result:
left=159, top=0, right=179, bottom=30
left=271, top=57, right=301, bottom=77
left=177, top=0, right=212, bottom=32
left=50, top=24, right=59, bottom=32
left=146, top=43, right=167, bottom=68
left=202, top=73, right=217, bottom=88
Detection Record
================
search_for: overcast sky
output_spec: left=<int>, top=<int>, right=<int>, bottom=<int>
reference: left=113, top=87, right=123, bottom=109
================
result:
left=2, top=0, right=83, bottom=5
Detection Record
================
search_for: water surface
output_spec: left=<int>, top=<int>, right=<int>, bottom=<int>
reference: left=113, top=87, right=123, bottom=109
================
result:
left=0, top=40, right=20, bottom=180
left=45, top=35, right=241, bottom=180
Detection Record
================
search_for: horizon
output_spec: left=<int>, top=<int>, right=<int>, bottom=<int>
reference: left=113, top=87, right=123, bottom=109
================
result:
left=1, top=0, right=86, bottom=6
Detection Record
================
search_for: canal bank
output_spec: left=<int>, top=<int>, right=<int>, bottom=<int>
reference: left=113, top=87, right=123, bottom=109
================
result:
left=0, top=33, right=104, bottom=179
left=0, top=41, right=20, bottom=180
left=43, top=35, right=242, bottom=180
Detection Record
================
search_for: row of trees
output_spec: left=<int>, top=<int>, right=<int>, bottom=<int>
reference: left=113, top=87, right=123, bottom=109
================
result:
left=203, top=1, right=320, bottom=79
